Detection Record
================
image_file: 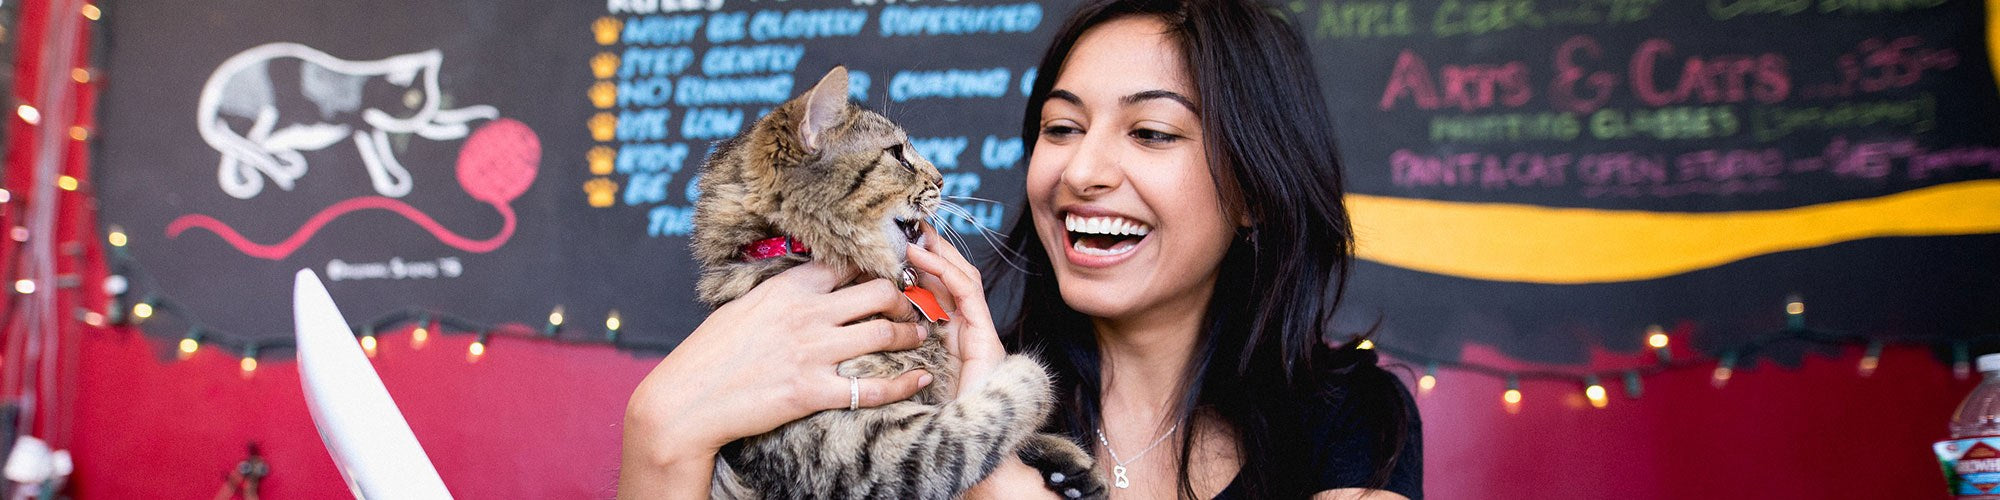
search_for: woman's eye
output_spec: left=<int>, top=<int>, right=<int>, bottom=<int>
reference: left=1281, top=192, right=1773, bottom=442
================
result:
left=1131, top=129, right=1180, bottom=144
left=1040, top=124, right=1081, bottom=138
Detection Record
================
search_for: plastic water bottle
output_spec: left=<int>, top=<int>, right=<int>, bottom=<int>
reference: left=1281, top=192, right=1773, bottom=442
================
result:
left=1954, top=354, right=2000, bottom=439
left=1939, top=354, right=2000, bottom=498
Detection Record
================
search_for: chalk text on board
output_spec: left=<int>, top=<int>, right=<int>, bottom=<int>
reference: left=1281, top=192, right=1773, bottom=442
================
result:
left=618, top=143, right=690, bottom=174
left=1588, top=106, right=1741, bottom=141
left=622, top=15, right=705, bottom=45
left=1708, top=0, right=1947, bottom=20
left=1429, top=112, right=1582, bottom=144
left=1378, top=49, right=1532, bottom=112
left=748, top=9, right=868, bottom=41
left=878, top=3, right=1043, bottom=37
left=620, top=47, right=695, bottom=78
left=912, top=137, right=968, bottom=169
left=1749, top=94, right=1935, bottom=143
left=889, top=68, right=1012, bottom=102
left=1312, top=1, right=1415, bottom=39
left=609, top=0, right=724, bottom=14
left=649, top=205, right=698, bottom=236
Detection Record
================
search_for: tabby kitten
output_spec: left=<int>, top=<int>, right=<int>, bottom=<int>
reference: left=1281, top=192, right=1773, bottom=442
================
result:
left=689, top=66, right=1106, bottom=500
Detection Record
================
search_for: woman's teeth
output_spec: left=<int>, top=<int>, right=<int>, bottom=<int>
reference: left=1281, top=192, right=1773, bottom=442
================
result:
left=1065, top=213, right=1150, bottom=256
left=1064, top=214, right=1151, bottom=236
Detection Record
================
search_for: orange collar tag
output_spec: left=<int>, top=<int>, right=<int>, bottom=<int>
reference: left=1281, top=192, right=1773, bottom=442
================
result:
left=901, top=286, right=950, bottom=323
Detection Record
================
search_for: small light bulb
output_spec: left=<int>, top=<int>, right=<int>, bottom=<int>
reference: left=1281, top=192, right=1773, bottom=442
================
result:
left=57, top=175, right=78, bottom=191
left=606, top=310, right=621, bottom=331
left=1711, top=367, right=1733, bottom=388
left=1859, top=341, right=1883, bottom=378
left=68, top=126, right=87, bottom=141
left=178, top=338, right=198, bottom=354
left=70, top=68, right=89, bottom=83
left=14, top=279, right=34, bottom=294
left=361, top=335, right=378, bottom=358
left=80, top=3, right=100, bottom=20
left=241, top=356, right=258, bottom=376
left=411, top=323, right=429, bottom=350
left=1502, top=375, right=1523, bottom=413
left=467, top=338, right=487, bottom=363
left=549, top=308, right=565, bottom=327
left=1418, top=374, right=1436, bottom=394
left=1786, top=300, right=1804, bottom=316
left=133, top=302, right=154, bottom=319
left=82, top=311, right=104, bottom=326
left=17, top=105, right=39, bottom=125
left=1646, top=325, right=1668, bottom=349
left=1357, top=339, right=1374, bottom=350
left=107, top=228, right=128, bottom=247
left=1585, top=384, right=1608, bottom=409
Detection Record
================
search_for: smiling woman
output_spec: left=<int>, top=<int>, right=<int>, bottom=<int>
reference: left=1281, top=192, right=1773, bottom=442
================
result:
left=979, top=0, right=1424, bottom=498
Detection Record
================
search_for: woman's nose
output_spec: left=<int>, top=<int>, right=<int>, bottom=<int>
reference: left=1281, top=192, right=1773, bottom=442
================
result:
left=1059, top=130, right=1123, bottom=198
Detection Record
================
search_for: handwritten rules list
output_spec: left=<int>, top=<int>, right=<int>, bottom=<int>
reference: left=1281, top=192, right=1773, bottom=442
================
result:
left=583, top=1, right=1047, bottom=241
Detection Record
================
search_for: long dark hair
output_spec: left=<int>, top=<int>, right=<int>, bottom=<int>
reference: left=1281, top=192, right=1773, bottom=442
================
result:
left=989, top=0, right=1412, bottom=497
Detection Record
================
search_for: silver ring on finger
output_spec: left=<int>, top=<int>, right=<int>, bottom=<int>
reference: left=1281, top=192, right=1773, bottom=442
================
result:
left=848, top=376, right=861, bottom=411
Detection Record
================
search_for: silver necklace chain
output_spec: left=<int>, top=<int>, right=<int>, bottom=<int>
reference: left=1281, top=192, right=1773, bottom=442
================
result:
left=1094, top=424, right=1177, bottom=489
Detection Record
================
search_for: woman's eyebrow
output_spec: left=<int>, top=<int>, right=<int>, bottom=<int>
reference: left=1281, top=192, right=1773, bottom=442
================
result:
left=1047, top=89, right=1083, bottom=106
left=1122, top=89, right=1198, bottom=114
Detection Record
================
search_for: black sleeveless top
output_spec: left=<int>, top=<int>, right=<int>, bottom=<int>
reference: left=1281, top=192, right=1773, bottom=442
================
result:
left=1210, top=373, right=1424, bottom=499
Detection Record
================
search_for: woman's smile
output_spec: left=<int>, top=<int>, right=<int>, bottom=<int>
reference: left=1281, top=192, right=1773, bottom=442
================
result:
left=1060, top=206, right=1154, bottom=266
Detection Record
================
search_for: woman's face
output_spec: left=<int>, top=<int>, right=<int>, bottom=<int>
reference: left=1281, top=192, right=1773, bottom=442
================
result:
left=1027, top=16, right=1240, bottom=325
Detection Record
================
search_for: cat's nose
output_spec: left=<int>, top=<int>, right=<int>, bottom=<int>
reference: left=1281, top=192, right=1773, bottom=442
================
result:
left=932, top=176, right=944, bottom=188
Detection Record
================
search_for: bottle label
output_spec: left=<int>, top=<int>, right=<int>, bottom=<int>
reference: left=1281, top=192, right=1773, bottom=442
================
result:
left=1936, top=437, right=2000, bottom=498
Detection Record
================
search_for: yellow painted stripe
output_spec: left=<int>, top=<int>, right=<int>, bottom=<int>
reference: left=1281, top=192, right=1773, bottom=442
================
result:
left=1348, top=179, right=2000, bottom=284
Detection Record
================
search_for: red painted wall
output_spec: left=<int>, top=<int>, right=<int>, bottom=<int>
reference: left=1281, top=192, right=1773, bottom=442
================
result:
left=66, top=323, right=1969, bottom=499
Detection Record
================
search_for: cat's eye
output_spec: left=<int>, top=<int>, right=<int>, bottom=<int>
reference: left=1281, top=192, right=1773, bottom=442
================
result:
left=886, top=144, right=913, bottom=171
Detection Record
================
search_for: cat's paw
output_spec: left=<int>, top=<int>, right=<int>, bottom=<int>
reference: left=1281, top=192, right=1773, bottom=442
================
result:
left=1018, top=433, right=1107, bottom=500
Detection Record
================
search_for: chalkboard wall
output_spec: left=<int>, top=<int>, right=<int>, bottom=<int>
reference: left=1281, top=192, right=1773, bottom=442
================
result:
left=95, top=0, right=2000, bottom=365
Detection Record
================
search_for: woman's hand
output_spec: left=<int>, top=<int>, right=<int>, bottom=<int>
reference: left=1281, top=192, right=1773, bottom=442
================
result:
left=620, top=261, right=935, bottom=499
left=905, top=223, right=1009, bottom=399
left=906, top=224, right=1059, bottom=498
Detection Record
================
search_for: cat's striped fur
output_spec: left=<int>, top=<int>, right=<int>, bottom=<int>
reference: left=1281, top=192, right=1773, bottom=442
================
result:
left=689, top=67, right=1106, bottom=499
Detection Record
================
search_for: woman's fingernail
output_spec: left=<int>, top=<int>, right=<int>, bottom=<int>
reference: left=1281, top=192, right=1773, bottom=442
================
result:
left=918, top=374, right=935, bottom=387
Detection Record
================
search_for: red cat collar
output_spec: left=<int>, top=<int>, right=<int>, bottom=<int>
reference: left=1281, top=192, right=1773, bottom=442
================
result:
left=742, top=236, right=810, bottom=261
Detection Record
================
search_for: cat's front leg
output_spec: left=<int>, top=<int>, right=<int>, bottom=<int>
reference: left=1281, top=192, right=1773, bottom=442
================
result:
left=354, top=129, right=414, bottom=197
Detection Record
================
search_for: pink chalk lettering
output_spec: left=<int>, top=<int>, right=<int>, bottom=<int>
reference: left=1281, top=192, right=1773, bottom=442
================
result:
left=1551, top=35, right=1616, bottom=114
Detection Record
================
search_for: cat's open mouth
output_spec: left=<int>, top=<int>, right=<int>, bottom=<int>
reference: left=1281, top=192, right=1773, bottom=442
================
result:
left=895, top=218, right=922, bottom=243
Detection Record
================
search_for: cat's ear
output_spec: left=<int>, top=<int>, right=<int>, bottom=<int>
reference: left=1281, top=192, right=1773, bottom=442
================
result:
left=797, top=66, right=850, bottom=153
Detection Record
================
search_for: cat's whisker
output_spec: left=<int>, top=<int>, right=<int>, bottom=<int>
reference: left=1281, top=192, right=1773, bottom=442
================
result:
left=928, top=214, right=973, bottom=254
left=940, top=201, right=1018, bottom=244
left=941, top=194, right=1009, bottom=206
left=937, top=201, right=1030, bottom=273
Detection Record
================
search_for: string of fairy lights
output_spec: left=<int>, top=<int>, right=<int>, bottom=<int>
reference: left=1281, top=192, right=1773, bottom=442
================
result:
left=91, top=224, right=684, bottom=379
left=91, top=213, right=2000, bottom=405
left=1352, top=296, right=2000, bottom=412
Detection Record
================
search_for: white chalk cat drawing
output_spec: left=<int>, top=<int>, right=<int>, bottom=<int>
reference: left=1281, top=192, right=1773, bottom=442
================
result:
left=196, top=42, right=499, bottom=199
